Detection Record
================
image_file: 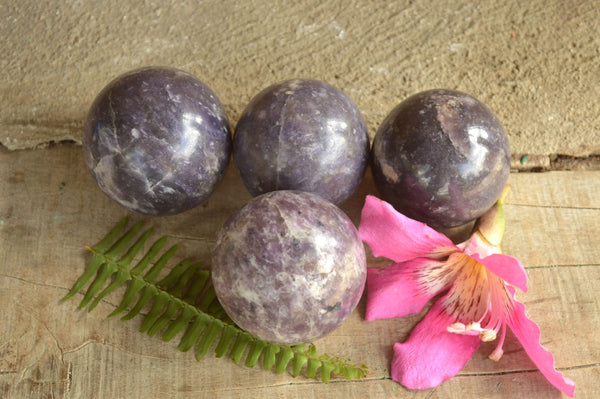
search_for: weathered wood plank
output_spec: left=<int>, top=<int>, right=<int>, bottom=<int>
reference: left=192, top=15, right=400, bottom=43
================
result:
left=0, top=144, right=598, bottom=398
left=503, top=205, right=600, bottom=267
left=509, top=171, right=600, bottom=209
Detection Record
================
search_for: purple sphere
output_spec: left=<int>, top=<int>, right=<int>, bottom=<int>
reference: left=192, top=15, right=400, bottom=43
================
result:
left=212, top=190, right=366, bottom=345
left=372, top=89, right=510, bottom=228
left=82, top=67, right=231, bottom=215
left=233, top=79, right=369, bottom=205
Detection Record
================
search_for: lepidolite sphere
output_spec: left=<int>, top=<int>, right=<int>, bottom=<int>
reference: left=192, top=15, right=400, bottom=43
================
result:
left=82, top=67, right=231, bottom=215
left=372, top=89, right=510, bottom=228
left=233, top=79, right=369, bottom=205
left=211, top=190, right=366, bottom=345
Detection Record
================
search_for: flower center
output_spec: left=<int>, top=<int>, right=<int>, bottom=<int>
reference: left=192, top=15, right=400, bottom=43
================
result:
left=441, top=253, right=513, bottom=360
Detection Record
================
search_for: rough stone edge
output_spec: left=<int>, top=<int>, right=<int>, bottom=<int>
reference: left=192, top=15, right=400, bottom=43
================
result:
left=1, top=124, right=598, bottom=171
left=511, top=153, right=600, bottom=172
left=0, top=122, right=83, bottom=150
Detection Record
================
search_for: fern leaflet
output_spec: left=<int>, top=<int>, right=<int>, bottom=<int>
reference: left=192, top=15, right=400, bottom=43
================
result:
left=63, top=217, right=368, bottom=383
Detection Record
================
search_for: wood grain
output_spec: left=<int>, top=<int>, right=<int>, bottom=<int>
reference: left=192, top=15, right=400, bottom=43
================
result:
left=0, top=144, right=598, bottom=398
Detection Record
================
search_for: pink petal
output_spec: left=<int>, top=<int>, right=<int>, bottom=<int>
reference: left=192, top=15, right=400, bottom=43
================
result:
left=507, top=289, right=575, bottom=397
left=365, top=258, right=446, bottom=321
left=472, top=253, right=528, bottom=293
left=392, top=297, right=481, bottom=389
left=359, top=195, right=458, bottom=262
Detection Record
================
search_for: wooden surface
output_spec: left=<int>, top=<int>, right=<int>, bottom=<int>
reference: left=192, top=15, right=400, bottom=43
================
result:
left=0, top=144, right=598, bottom=398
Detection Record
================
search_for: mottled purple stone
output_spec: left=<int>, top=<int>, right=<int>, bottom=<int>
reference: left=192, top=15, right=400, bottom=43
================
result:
left=372, top=89, right=510, bottom=228
left=233, top=79, right=369, bottom=205
left=82, top=67, right=231, bottom=215
left=211, top=190, right=366, bottom=345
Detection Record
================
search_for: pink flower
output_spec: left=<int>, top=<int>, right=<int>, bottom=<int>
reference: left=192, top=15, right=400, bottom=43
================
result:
left=359, top=188, right=575, bottom=396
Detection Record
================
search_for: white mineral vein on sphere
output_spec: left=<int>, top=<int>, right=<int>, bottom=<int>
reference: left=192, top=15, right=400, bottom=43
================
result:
left=93, top=155, right=141, bottom=211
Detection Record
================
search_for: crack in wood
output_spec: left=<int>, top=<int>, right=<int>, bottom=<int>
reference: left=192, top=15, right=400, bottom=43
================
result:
left=62, top=340, right=176, bottom=361
left=507, top=203, right=600, bottom=211
left=0, top=273, right=122, bottom=310
left=457, top=362, right=599, bottom=377
left=525, top=263, right=599, bottom=270
left=0, top=273, right=71, bottom=293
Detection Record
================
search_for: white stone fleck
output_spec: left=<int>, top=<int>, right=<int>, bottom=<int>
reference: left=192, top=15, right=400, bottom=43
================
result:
left=378, top=158, right=401, bottom=183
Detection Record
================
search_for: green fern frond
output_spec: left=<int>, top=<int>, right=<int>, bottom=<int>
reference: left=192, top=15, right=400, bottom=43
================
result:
left=63, top=217, right=368, bottom=383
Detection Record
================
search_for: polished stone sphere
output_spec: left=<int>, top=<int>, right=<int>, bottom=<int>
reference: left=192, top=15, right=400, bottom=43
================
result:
left=82, top=67, right=231, bottom=215
left=372, top=89, right=510, bottom=228
left=233, top=79, right=369, bottom=205
left=212, top=190, right=366, bottom=345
